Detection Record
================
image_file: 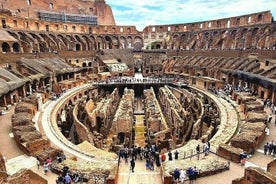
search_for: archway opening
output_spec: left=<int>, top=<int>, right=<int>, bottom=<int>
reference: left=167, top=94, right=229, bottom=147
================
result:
left=12, top=42, right=20, bottom=53
left=2, top=42, right=10, bottom=53
left=76, top=43, right=81, bottom=51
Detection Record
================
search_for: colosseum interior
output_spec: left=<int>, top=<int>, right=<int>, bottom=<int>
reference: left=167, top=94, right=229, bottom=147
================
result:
left=0, top=0, right=276, bottom=184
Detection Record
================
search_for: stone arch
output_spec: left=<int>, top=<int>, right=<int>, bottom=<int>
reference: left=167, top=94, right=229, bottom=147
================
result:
left=2, top=42, right=10, bottom=53
left=89, top=35, right=97, bottom=50
left=75, top=43, right=81, bottom=51
left=74, top=35, right=86, bottom=50
left=96, top=36, right=104, bottom=49
left=29, top=32, right=43, bottom=51
left=39, top=33, right=57, bottom=52
left=119, top=36, right=127, bottom=49
left=39, top=41, right=48, bottom=52
left=105, top=36, right=112, bottom=49
left=252, top=27, right=259, bottom=35
left=12, top=42, right=20, bottom=53
left=18, top=31, right=34, bottom=53
left=171, top=34, right=179, bottom=49
left=49, top=34, right=66, bottom=50
left=57, top=34, right=70, bottom=50
left=7, top=31, right=19, bottom=39
left=66, top=35, right=77, bottom=51
left=82, top=35, right=93, bottom=50
left=112, top=36, right=119, bottom=49
left=127, top=36, right=133, bottom=48
left=133, top=36, right=143, bottom=51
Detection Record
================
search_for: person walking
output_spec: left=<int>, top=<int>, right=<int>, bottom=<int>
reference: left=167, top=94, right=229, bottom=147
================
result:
left=130, top=158, right=135, bottom=172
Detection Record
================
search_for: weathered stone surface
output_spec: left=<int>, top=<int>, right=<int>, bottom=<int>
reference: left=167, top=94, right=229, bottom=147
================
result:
left=5, top=169, right=47, bottom=184
left=25, top=138, right=50, bottom=155
left=233, top=167, right=276, bottom=184
left=162, top=157, right=229, bottom=180
left=230, top=131, right=263, bottom=153
left=0, top=152, right=7, bottom=175
left=14, top=102, right=36, bottom=115
left=217, top=144, right=243, bottom=163
left=246, top=111, right=267, bottom=123
left=12, top=125, right=36, bottom=132
left=36, top=147, right=63, bottom=165
left=267, top=159, right=276, bottom=175
left=18, top=130, right=42, bottom=143
left=11, top=112, right=33, bottom=126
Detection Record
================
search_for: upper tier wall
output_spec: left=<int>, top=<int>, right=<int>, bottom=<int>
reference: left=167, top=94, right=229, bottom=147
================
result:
left=143, top=11, right=273, bottom=33
left=0, top=0, right=115, bottom=25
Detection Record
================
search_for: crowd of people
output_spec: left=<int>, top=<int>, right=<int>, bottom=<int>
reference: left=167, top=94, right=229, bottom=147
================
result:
left=172, top=166, right=199, bottom=184
left=263, top=140, right=276, bottom=157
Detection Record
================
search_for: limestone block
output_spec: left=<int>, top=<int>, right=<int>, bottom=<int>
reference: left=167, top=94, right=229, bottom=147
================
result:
left=11, top=112, right=33, bottom=126
left=217, top=144, right=243, bottom=163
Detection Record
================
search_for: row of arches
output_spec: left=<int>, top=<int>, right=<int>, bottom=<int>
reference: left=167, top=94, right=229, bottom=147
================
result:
left=5, top=30, right=144, bottom=53
left=1, top=42, right=20, bottom=53
left=168, top=24, right=276, bottom=50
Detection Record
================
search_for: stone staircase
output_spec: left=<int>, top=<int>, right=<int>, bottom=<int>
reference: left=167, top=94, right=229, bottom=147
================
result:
left=134, top=115, right=146, bottom=147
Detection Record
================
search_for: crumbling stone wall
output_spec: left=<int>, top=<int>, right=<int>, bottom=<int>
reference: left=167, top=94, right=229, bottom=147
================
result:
left=217, top=144, right=243, bottom=163
left=232, top=167, right=276, bottom=184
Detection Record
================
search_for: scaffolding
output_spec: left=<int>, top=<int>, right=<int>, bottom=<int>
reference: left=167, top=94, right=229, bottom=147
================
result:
left=37, top=10, right=97, bottom=25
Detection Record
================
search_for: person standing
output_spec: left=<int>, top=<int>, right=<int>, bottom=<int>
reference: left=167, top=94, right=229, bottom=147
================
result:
left=196, top=144, right=200, bottom=160
left=36, top=156, right=40, bottom=170
left=161, top=153, right=166, bottom=162
left=168, top=151, right=173, bottom=161
left=264, top=142, right=269, bottom=155
left=43, top=161, right=48, bottom=175
left=64, top=173, right=71, bottom=184
left=130, top=158, right=135, bottom=172
left=174, top=150, right=179, bottom=160
left=173, top=168, right=180, bottom=183
left=179, top=168, right=186, bottom=184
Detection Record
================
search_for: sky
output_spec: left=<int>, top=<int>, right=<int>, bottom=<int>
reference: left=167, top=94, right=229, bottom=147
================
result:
left=105, top=0, right=276, bottom=31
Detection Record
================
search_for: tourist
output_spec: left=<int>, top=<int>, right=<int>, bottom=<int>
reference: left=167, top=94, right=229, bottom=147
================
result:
left=192, top=167, right=199, bottom=181
left=179, top=168, right=186, bottom=184
left=64, top=173, right=71, bottom=184
left=130, top=158, right=135, bottom=172
left=174, top=150, right=179, bottom=160
left=273, top=142, right=276, bottom=157
left=145, top=159, right=150, bottom=170
left=168, top=151, right=173, bottom=161
left=173, top=168, right=180, bottom=183
left=186, top=167, right=195, bottom=184
left=196, top=144, right=200, bottom=160
left=268, top=114, right=272, bottom=123
left=56, top=174, right=64, bottom=184
left=269, top=140, right=274, bottom=155
left=264, top=142, right=269, bottom=155
left=36, top=156, right=40, bottom=170
left=155, top=152, right=161, bottom=171
left=161, top=153, right=166, bottom=162
left=46, top=157, right=52, bottom=171
left=240, top=151, right=247, bottom=166
left=43, top=161, right=48, bottom=175
left=72, top=172, right=80, bottom=182
left=203, top=142, right=209, bottom=157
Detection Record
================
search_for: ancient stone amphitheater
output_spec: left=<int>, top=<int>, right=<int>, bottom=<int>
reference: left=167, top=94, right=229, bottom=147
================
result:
left=0, top=0, right=275, bottom=183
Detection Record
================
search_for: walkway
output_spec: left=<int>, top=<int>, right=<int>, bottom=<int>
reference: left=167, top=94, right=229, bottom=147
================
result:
left=117, top=158, right=163, bottom=184
left=0, top=93, right=275, bottom=184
